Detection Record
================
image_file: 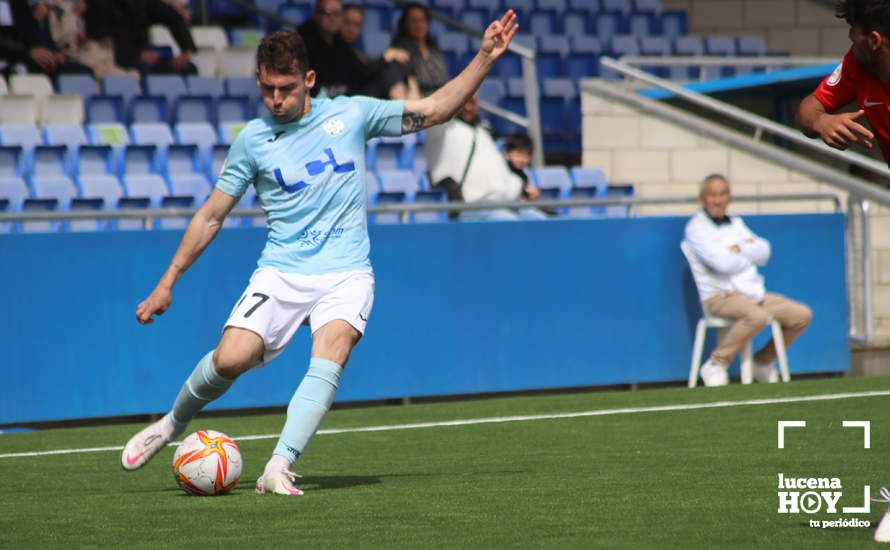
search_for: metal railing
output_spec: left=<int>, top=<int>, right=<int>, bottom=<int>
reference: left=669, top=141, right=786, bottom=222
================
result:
left=591, top=57, right=890, bottom=344
left=0, top=193, right=840, bottom=227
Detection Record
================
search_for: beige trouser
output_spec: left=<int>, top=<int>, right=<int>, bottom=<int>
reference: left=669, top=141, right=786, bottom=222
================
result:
left=703, top=292, right=813, bottom=366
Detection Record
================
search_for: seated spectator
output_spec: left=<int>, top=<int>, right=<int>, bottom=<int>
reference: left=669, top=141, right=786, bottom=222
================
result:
left=84, top=0, right=197, bottom=75
left=340, top=3, right=418, bottom=99
left=683, top=174, right=813, bottom=387
left=503, top=133, right=543, bottom=202
left=0, top=0, right=91, bottom=75
left=425, top=94, right=547, bottom=222
left=33, top=0, right=134, bottom=77
left=391, top=2, right=448, bottom=97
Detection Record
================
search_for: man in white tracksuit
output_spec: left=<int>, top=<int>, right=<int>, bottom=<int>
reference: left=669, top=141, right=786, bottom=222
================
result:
left=683, top=174, right=813, bottom=387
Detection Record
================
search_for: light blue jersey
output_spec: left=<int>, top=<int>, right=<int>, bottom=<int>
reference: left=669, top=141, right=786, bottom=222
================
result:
left=216, top=96, right=404, bottom=275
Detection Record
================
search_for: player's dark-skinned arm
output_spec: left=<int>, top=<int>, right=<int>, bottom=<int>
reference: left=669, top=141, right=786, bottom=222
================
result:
left=400, top=10, right=518, bottom=133
left=797, top=94, right=873, bottom=151
left=136, top=189, right=239, bottom=324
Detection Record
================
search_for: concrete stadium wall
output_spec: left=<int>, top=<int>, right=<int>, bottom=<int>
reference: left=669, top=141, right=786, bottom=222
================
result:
left=580, top=84, right=890, bottom=339
left=661, top=0, right=848, bottom=56
left=0, top=215, right=848, bottom=424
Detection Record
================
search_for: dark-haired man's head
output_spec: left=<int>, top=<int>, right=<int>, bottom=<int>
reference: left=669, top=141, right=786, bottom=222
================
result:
left=836, top=0, right=890, bottom=73
left=341, top=4, right=363, bottom=44
left=256, top=31, right=316, bottom=123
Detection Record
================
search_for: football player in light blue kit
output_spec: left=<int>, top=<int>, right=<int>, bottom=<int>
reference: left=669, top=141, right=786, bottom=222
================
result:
left=121, top=12, right=519, bottom=495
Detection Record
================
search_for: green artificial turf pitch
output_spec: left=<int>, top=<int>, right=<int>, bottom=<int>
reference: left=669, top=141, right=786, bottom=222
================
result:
left=1, top=376, right=888, bottom=548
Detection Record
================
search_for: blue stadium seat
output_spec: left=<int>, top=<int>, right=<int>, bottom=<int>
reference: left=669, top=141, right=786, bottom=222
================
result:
left=186, top=76, right=225, bottom=98
left=44, top=124, right=88, bottom=150
left=705, top=35, right=736, bottom=56
left=166, top=144, right=202, bottom=176
left=609, top=34, right=640, bottom=57
left=146, top=75, right=188, bottom=108
left=169, top=173, right=211, bottom=201
left=69, top=194, right=107, bottom=232
left=505, top=77, right=526, bottom=98
left=566, top=185, right=606, bottom=218
left=562, top=11, right=590, bottom=37
left=101, top=75, right=142, bottom=106
left=364, top=5, right=391, bottom=31
left=601, top=0, right=631, bottom=13
left=411, top=190, right=446, bottom=223
left=533, top=166, right=572, bottom=198
left=568, top=0, right=599, bottom=9
left=57, top=74, right=99, bottom=100
left=478, top=78, right=507, bottom=105
left=368, top=137, right=414, bottom=172
left=130, top=122, right=175, bottom=148
left=438, top=32, right=469, bottom=58
left=673, top=36, right=704, bottom=80
left=539, top=96, right=567, bottom=141
left=542, top=78, right=577, bottom=101
left=218, top=121, right=246, bottom=144
left=31, top=145, right=68, bottom=178
left=128, top=95, right=168, bottom=124
left=639, top=36, right=671, bottom=77
left=0, top=175, right=29, bottom=211
left=75, top=145, right=114, bottom=176
left=121, top=144, right=159, bottom=175
left=30, top=175, right=78, bottom=231
left=124, top=173, right=170, bottom=207
left=634, top=0, right=662, bottom=13
left=361, top=31, right=390, bottom=59
left=79, top=174, right=125, bottom=209
left=0, top=124, right=42, bottom=151
left=176, top=122, right=218, bottom=167
left=365, top=172, right=380, bottom=203
left=410, top=141, right=427, bottom=176
left=628, top=12, right=655, bottom=37
left=529, top=11, right=560, bottom=36
left=537, top=35, right=569, bottom=78
left=566, top=37, right=602, bottom=79
left=0, top=146, right=24, bottom=177
left=21, top=197, right=59, bottom=232
left=537, top=0, right=568, bottom=10
left=659, top=11, right=687, bottom=38
left=737, top=35, right=768, bottom=56
left=208, top=144, right=229, bottom=183
left=571, top=166, right=608, bottom=189
left=605, top=183, right=635, bottom=217
left=85, top=95, right=125, bottom=123
left=371, top=191, right=407, bottom=224
left=593, top=13, right=626, bottom=44
left=377, top=169, right=419, bottom=195
left=174, top=95, right=216, bottom=124
left=218, top=95, right=252, bottom=122
left=224, top=77, right=261, bottom=103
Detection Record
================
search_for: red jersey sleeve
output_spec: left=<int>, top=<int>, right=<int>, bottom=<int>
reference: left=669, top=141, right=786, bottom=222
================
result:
left=814, top=49, right=858, bottom=111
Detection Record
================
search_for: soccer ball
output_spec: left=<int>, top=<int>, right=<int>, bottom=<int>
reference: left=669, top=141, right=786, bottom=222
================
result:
left=172, top=430, right=242, bottom=496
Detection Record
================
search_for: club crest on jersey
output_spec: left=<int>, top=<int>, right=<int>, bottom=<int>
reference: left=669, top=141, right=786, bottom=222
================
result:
left=323, top=118, right=345, bottom=136
left=827, top=63, right=842, bottom=86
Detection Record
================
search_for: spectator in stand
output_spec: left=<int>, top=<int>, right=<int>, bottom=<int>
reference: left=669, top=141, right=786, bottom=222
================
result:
left=84, top=0, right=197, bottom=75
left=339, top=3, right=418, bottom=99
left=0, top=0, right=91, bottom=76
left=297, top=0, right=356, bottom=97
left=31, top=0, right=134, bottom=77
left=391, top=2, right=449, bottom=97
left=503, top=133, right=544, bottom=203
left=425, top=94, right=548, bottom=221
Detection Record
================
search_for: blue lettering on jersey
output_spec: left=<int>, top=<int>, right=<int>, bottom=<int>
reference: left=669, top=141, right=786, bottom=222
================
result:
left=273, top=148, right=356, bottom=193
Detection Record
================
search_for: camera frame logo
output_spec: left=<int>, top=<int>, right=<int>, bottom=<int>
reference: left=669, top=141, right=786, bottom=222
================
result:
left=775, top=421, right=884, bottom=532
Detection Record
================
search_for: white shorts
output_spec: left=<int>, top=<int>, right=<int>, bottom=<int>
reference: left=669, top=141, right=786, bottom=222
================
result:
left=224, top=267, right=374, bottom=363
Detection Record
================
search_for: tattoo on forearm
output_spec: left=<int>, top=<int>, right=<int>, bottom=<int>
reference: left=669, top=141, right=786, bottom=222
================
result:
left=402, top=111, right=427, bottom=133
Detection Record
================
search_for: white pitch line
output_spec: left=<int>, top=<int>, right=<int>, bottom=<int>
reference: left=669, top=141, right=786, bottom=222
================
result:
left=2, top=389, right=889, bottom=460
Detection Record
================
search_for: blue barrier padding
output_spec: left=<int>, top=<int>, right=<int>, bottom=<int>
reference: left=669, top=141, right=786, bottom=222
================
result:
left=0, top=214, right=848, bottom=423
left=639, top=62, right=839, bottom=100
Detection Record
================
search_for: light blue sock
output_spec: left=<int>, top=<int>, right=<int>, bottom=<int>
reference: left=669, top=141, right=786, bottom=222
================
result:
left=170, top=351, right=235, bottom=431
left=273, top=358, right=343, bottom=464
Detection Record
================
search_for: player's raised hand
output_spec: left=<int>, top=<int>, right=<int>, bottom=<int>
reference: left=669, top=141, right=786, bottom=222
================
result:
left=480, top=10, right=518, bottom=61
left=136, top=287, right=173, bottom=325
left=815, top=109, right=874, bottom=150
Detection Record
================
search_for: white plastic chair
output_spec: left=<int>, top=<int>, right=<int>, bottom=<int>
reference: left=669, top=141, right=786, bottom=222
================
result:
left=681, top=241, right=790, bottom=387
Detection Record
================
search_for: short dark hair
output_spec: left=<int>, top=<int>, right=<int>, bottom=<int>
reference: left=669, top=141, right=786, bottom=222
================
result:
left=504, top=133, right=533, bottom=152
left=836, top=0, right=890, bottom=36
left=256, top=30, right=310, bottom=76
left=342, top=3, right=362, bottom=15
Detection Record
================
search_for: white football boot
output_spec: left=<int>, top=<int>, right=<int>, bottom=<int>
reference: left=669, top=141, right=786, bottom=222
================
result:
left=121, top=414, right=176, bottom=470
left=256, top=470, right=304, bottom=495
